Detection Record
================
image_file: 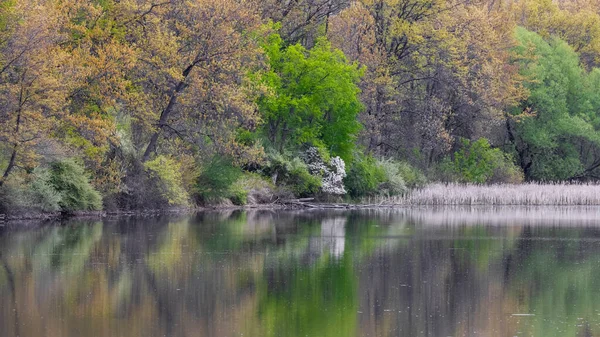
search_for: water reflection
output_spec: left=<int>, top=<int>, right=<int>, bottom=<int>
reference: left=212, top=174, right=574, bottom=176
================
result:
left=2, top=208, right=600, bottom=336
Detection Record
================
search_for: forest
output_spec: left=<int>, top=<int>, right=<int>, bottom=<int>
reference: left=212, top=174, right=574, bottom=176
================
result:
left=2, top=0, right=600, bottom=213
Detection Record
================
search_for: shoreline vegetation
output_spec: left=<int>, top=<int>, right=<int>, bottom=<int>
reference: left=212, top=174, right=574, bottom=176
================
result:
left=379, top=183, right=600, bottom=206
left=4, top=1, right=600, bottom=216
left=6, top=182, right=600, bottom=222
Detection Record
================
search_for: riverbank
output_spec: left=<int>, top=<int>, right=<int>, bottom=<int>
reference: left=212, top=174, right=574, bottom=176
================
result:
left=0, top=197, right=391, bottom=222
left=4, top=183, right=600, bottom=222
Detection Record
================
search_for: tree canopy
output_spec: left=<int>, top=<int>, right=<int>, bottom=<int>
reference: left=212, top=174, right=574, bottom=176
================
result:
left=4, top=0, right=600, bottom=210
left=509, top=27, right=600, bottom=181
left=258, top=33, right=363, bottom=162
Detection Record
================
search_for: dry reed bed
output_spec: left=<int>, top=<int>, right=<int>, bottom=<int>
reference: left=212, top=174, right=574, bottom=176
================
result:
left=384, top=183, right=600, bottom=206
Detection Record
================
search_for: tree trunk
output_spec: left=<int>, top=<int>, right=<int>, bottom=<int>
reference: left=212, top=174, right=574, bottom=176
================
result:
left=0, top=145, right=18, bottom=187
left=0, top=107, right=22, bottom=187
left=142, top=63, right=195, bottom=162
left=506, top=115, right=532, bottom=180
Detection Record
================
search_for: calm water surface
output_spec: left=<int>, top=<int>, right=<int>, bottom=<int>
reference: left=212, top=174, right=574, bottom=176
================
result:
left=2, top=207, right=600, bottom=337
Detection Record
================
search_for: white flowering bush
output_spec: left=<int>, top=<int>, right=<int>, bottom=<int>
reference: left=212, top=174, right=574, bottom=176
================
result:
left=303, top=147, right=327, bottom=174
left=302, top=147, right=347, bottom=195
left=323, top=156, right=347, bottom=194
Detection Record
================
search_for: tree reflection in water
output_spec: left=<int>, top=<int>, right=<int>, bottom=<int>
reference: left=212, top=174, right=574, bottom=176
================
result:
left=1, top=208, right=600, bottom=337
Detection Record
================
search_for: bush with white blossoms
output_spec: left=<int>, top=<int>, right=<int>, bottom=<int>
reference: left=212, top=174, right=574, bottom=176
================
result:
left=303, top=147, right=327, bottom=175
left=323, top=156, right=346, bottom=194
left=302, top=147, right=347, bottom=195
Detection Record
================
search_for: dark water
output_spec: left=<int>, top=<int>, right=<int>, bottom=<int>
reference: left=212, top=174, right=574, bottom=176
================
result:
left=2, top=208, right=600, bottom=337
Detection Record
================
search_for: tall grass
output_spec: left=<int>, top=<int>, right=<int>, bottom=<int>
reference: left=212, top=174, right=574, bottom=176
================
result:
left=377, top=183, right=600, bottom=206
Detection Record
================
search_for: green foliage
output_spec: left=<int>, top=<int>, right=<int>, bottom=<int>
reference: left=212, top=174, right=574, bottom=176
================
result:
left=48, top=159, right=103, bottom=211
left=454, top=138, right=501, bottom=183
left=227, top=185, right=248, bottom=206
left=264, top=151, right=321, bottom=197
left=258, top=33, right=363, bottom=162
left=28, top=168, right=63, bottom=211
left=489, top=154, right=526, bottom=184
left=345, top=156, right=425, bottom=198
left=511, top=27, right=600, bottom=181
left=0, top=0, right=15, bottom=34
left=0, top=159, right=103, bottom=214
left=237, top=172, right=276, bottom=204
left=0, top=169, right=62, bottom=213
left=195, top=157, right=245, bottom=204
left=437, top=138, right=523, bottom=184
left=0, top=161, right=106, bottom=213
left=344, top=154, right=386, bottom=198
left=395, top=161, right=427, bottom=188
left=13, top=2, right=600, bottom=213
left=144, top=155, right=189, bottom=206
left=286, top=158, right=322, bottom=197
left=433, top=158, right=461, bottom=183
left=376, top=159, right=408, bottom=196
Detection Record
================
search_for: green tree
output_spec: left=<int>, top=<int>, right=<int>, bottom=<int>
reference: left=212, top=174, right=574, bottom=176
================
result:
left=508, top=27, right=600, bottom=181
left=258, top=33, right=363, bottom=162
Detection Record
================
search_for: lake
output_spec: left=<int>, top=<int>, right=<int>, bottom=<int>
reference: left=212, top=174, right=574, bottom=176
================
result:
left=2, top=207, right=600, bottom=337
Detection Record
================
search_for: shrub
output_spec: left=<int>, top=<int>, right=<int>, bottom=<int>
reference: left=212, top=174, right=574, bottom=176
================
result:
left=285, top=157, right=322, bottom=196
left=263, top=150, right=289, bottom=183
left=264, top=151, right=322, bottom=197
left=453, top=138, right=497, bottom=183
left=344, top=154, right=386, bottom=198
left=48, top=159, right=103, bottom=211
left=436, top=138, right=524, bottom=184
left=0, top=168, right=63, bottom=214
left=322, top=156, right=347, bottom=195
left=237, top=172, right=276, bottom=204
left=489, top=151, right=524, bottom=184
left=395, top=161, right=427, bottom=188
left=345, top=155, right=427, bottom=198
left=228, top=184, right=248, bottom=206
left=0, top=160, right=104, bottom=213
left=0, top=162, right=104, bottom=214
left=377, top=159, right=408, bottom=196
left=28, top=168, right=62, bottom=212
left=0, top=176, right=26, bottom=214
left=433, top=157, right=462, bottom=182
left=144, top=155, right=190, bottom=206
left=195, top=157, right=245, bottom=204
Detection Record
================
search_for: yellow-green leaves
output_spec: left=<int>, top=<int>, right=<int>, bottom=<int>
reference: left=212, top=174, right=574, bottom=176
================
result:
left=144, top=155, right=189, bottom=206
